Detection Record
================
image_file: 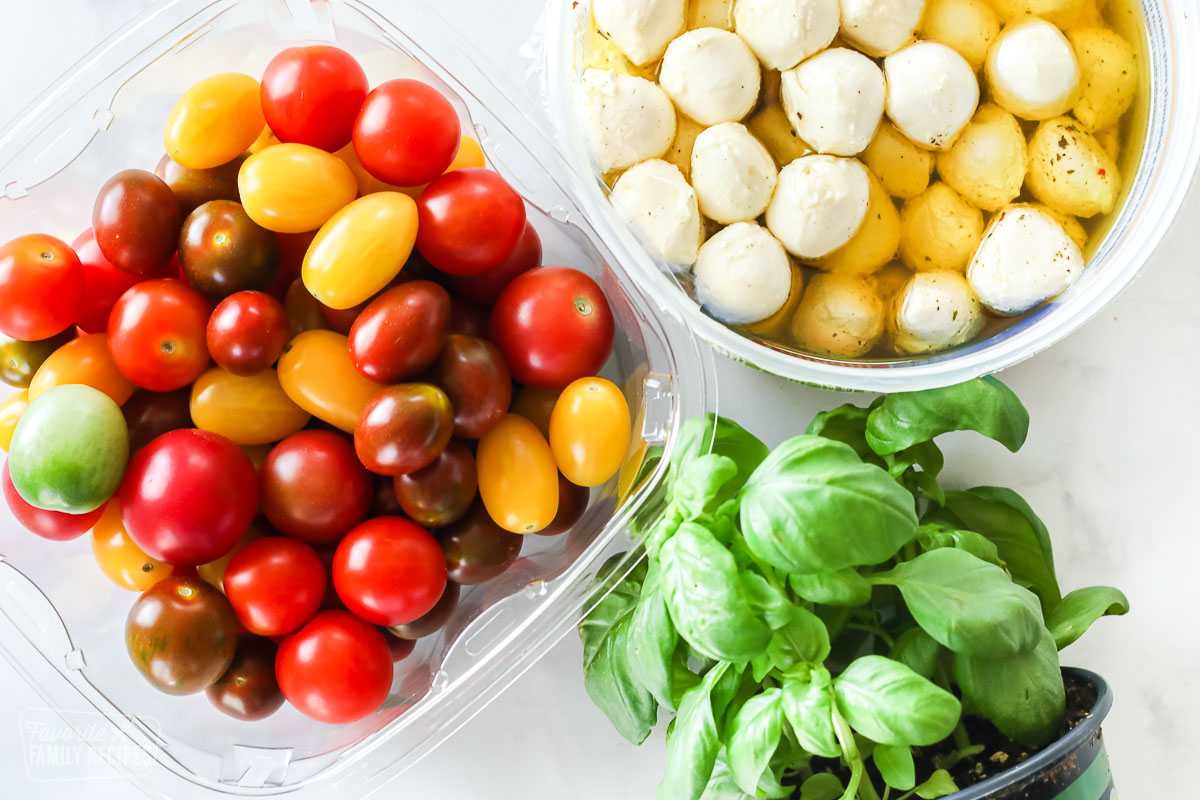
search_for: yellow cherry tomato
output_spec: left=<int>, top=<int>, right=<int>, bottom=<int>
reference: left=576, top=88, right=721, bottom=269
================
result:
left=277, top=330, right=385, bottom=432
left=190, top=367, right=311, bottom=445
left=303, top=192, right=418, bottom=309
left=164, top=73, right=265, bottom=169
left=29, top=333, right=135, bottom=405
left=549, top=377, right=631, bottom=487
left=446, top=134, right=486, bottom=172
left=248, top=124, right=280, bottom=154
left=0, top=390, right=29, bottom=452
left=477, top=414, right=559, bottom=533
left=197, top=523, right=267, bottom=593
left=238, top=143, right=357, bottom=233
left=511, top=385, right=560, bottom=440
left=91, top=501, right=174, bottom=591
left=239, top=443, right=273, bottom=474
left=334, top=143, right=407, bottom=196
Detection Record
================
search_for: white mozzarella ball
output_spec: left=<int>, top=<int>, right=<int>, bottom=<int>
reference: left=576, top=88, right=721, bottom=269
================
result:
left=579, top=69, right=676, bottom=174
left=839, top=0, right=926, bottom=57
left=659, top=28, right=762, bottom=125
left=593, top=0, right=687, bottom=65
left=891, top=269, right=984, bottom=354
left=690, top=122, right=779, bottom=224
left=780, top=48, right=886, bottom=157
left=694, top=222, right=793, bottom=324
left=733, top=0, right=840, bottom=70
left=766, top=155, right=871, bottom=259
left=985, top=20, right=1079, bottom=121
left=610, top=159, right=703, bottom=267
left=966, top=205, right=1084, bottom=315
left=884, top=41, right=979, bottom=150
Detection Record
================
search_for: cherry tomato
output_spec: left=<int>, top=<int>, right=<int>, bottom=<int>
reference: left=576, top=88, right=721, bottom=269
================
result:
left=2, top=463, right=104, bottom=541
left=277, top=330, right=384, bottom=432
left=317, top=297, right=368, bottom=335
left=476, top=414, right=559, bottom=533
left=446, top=133, right=486, bottom=172
left=189, top=367, right=310, bottom=445
left=511, top=385, right=560, bottom=439
left=333, top=516, right=447, bottom=626
left=0, top=389, right=29, bottom=452
left=108, top=279, right=211, bottom=392
left=122, top=388, right=193, bottom=454
left=93, top=169, right=183, bottom=275
left=207, top=635, right=284, bottom=721
left=372, top=474, right=405, bottom=517
left=536, top=473, right=591, bottom=537
left=260, top=430, right=371, bottom=544
left=394, top=440, right=477, bottom=528
left=334, top=142, right=411, bottom=196
left=120, top=429, right=259, bottom=565
left=28, top=333, right=135, bottom=405
left=348, top=281, right=449, bottom=382
left=91, top=499, right=174, bottom=591
left=353, top=79, right=461, bottom=186
left=388, top=582, right=460, bottom=640
left=249, top=125, right=280, bottom=153
left=416, top=168, right=526, bottom=276
left=447, top=220, right=542, bottom=307
left=225, top=537, right=326, bottom=636
left=437, top=501, right=524, bottom=584
left=284, top=277, right=328, bottom=337
left=179, top=200, right=280, bottom=300
left=427, top=334, right=511, bottom=439
left=239, top=143, right=357, bottom=233
left=384, top=631, right=417, bottom=661
left=261, top=46, right=368, bottom=152
left=72, top=228, right=153, bottom=334
left=155, top=153, right=245, bottom=214
left=126, top=575, right=237, bottom=695
left=0, top=234, right=81, bottom=340
left=197, top=524, right=267, bottom=592
left=164, top=73, right=265, bottom=169
left=276, top=230, right=318, bottom=282
left=490, top=267, right=614, bottom=388
left=549, top=377, right=631, bottom=487
left=0, top=330, right=74, bottom=388
left=207, top=291, right=288, bottom=376
left=354, top=384, right=454, bottom=476
left=445, top=298, right=489, bottom=338
left=275, top=609, right=392, bottom=724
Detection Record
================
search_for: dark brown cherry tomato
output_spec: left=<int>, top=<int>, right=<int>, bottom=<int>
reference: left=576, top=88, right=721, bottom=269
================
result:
left=333, top=516, right=447, bottom=626
left=93, top=169, right=183, bottom=275
left=224, top=537, right=326, bottom=636
left=354, top=384, right=454, bottom=475
left=72, top=228, right=163, bottom=334
left=445, top=298, right=489, bottom=338
left=207, top=291, right=288, bottom=376
left=260, top=430, right=372, bottom=543
left=447, top=220, right=542, bottom=308
left=0, top=233, right=82, bottom=340
left=155, top=153, right=245, bottom=214
left=107, top=279, right=211, bottom=392
left=536, top=473, right=591, bottom=536
left=371, top=474, right=405, bottom=517
left=383, top=630, right=416, bottom=661
left=393, top=439, right=477, bottom=527
left=179, top=200, right=280, bottom=300
left=284, top=277, right=328, bottom=337
left=416, top=168, right=526, bottom=276
left=125, top=575, right=237, bottom=695
left=437, top=501, right=523, bottom=585
left=0, top=329, right=73, bottom=388
left=510, top=385, right=560, bottom=439
left=206, top=635, right=284, bottom=721
left=427, top=334, right=511, bottom=439
left=387, top=581, right=460, bottom=640
left=122, top=388, right=194, bottom=454
left=348, top=281, right=450, bottom=382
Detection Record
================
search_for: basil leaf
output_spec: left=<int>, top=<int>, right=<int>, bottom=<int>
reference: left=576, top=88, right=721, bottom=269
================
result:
left=887, top=628, right=941, bottom=680
left=873, top=743, right=916, bottom=791
left=739, top=436, right=919, bottom=574
left=799, top=773, right=844, bottom=800
left=832, top=656, right=961, bottom=746
left=628, top=562, right=681, bottom=709
left=580, top=561, right=642, bottom=667
left=865, top=376, right=1029, bottom=455
left=674, top=414, right=770, bottom=499
left=914, top=769, right=959, bottom=799
left=741, top=572, right=793, bottom=629
left=700, top=758, right=756, bottom=800
left=954, top=628, right=1065, bottom=748
left=789, top=569, right=873, bottom=606
left=871, top=549, right=1044, bottom=658
left=661, top=523, right=773, bottom=662
left=676, top=454, right=740, bottom=520
left=807, top=403, right=878, bottom=464
left=781, top=672, right=841, bottom=758
left=916, top=523, right=1005, bottom=567
left=660, top=662, right=737, bottom=800
left=727, top=688, right=788, bottom=797
left=768, top=605, right=831, bottom=672
left=583, top=615, right=658, bottom=744
left=1047, top=586, right=1130, bottom=650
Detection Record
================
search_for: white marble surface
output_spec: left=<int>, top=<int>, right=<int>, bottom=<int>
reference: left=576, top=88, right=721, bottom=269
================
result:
left=0, top=1, right=1193, bottom=798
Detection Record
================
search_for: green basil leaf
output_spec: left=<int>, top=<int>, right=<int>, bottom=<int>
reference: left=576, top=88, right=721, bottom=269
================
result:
left=671, top=648, right=704, bottom=709
left=583, top=614, right=658, bottom=745
left=914, top=769, right=959, bottom=799
left=676, top=454, right=740, bottom=520
left=661, top=523, right=773, bottom=662
left=727, top=688, right=788, bottom=797
left=873, top=743, right=916, bottom=791
left=871, top=549, right=1044, bottom=658
left=739, top=436, right=919, bottom=574
left=833, top=656, right=961, bottom=747
left=628, top=563, right=680, bottom=709
left=768, top=605, right=831, bottom=672
left=700, top=758, right=756, bottom=800
left=674, top=414, right=770, bottom=499
left=954, top=628, right=1065, bottom=748
left=887, top=628, right=942, bottom=680
left=781, top=672, right=841, bottom=758
left=750, top=652, right=774, bottom=683
left=580, top=560, right=643, bottom=668
left=865, top=376, right=1029, bottom=455
left=910, top=469, right=946, bottom=506
left=741, top=572, right=793, bottom=629
left=806, top=403, right=878, bottom=464
left=916, top=523, right=1005, bottom=567
left=1047, top=586, right=1130, bottom=650
left=799, top=773, right=844, bottom=800
left=660, top=662, right=734, bottom=800
left=788, top=569, right=873, bottom=606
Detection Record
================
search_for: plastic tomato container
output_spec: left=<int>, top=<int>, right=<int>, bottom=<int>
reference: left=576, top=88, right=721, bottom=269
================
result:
left=0, top=1, right=715, bottom=796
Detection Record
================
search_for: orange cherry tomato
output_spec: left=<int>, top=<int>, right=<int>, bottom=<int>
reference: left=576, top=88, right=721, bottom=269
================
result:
left=91, top=500, right=174, bottom=592
left=277, top=330, right=385, bottom=432
left=0, top=390, right=29, bottom=451
left=197, top=523, right=267, bottom=593
left=164, top=73, right=265, bottom=169
left=549, top=377, right=631, bottom=487
left=190, top=367, right=311, bottom=445
left=477, top=414, right=559, bottom=533
left=445, top=134, right=485, bottom=172
left=238, top=143, right=357, bottom=233
left=511, top=385, right=560, bottom=440
left=29, top=333, right=135, bottom=405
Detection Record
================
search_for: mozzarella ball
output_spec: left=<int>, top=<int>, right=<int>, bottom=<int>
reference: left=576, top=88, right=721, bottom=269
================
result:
left=766, top=155, right=871, bottom=259
left=890, top=269, right=983, bottom=354
left=659, top=28, right=761, bottom=125
left=839, top=0, right=926, bottom=57
left=884, top=42, right=979, bottom=150
left=694, top=222, right=793, bottom=324
left=936, top=104, right=1027, bottom=212
left=873, top=261, right=915, bottom=304
left=579, top=69, right=676, bottom=173
left=919, top=0, right=1000, bottom=70
left=610, top=159, right=703, bottom=267
left=991, top=0, right=1093, bottom=28
left=819, top=171, right=900, bottom=276
left=691, top=123, right=779, bottom=224
left=584, top=26, right=657, bottom=81
left=781, top=48, right=887, bottom=157
left=1020, top=202, right=1087, bottom=251
left=1068, top=28, right=1138, bottom=132
left=594, top=0, right=686, bottom=66
left=791, top=272, right=885, bottom=357
left=967, top=205, right=1084, bottom=315
left=899, top=182, right=983, bottom=272
left=744, top=263, right=806, bottom=336
left=733, top=0, right=840, bottom=70
left=985, top=20, right=1079, bottom=121
left=862, top=122, right=935, bottom=199
left=1026, top=117, right=1119, bottom=218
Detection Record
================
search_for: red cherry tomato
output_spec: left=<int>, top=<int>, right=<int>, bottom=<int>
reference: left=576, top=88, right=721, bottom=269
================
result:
left=224, top=537, right=326, bottom=636
left=206, top=291, right=288, bottom=376
left=0, top=234, right=81, bottom=340
left=447, top=220, right=542, bottom=307
left=316, top=297, right=367, bottom=335
left=92, top=169, right=183, bottom=275
left=276, top=609, right=392, bottom=724
left=353, top=79, right=461, bottom=187
left=354, top=384, right=454, bottom=476
left=384, top=631, right=416, bottom=661
left=119, top=429, right=259, bottom=565
left=348, top=281, right=450, bottom=383
left=72, top=229, right=148, bottom=334
left=489, top=267, right=614, bottom=388
left=261, top=46, right=368, bottom=152
left=2, top=463, right=104, bottom=541
left=445, top=298, right=489, bottom=338
left=260, top=430, right=372, bottom=543
left=332, top=517, right=447, bottom=626
left=427, top=335, right=512, bottom=439
left=108, top=279, right=211, bottom=392
left=387, top=581, right=460, bottom=640
left=416, top=168, right=526, bottom=277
